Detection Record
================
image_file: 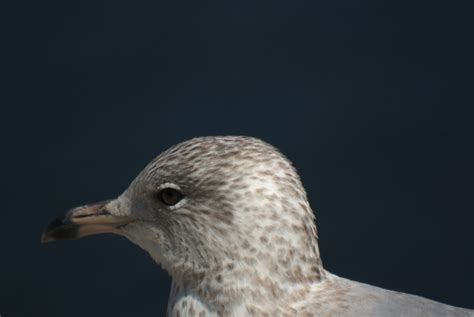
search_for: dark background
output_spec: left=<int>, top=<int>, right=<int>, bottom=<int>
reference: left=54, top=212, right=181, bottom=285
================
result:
left=1, top=0, right=472, bottom=316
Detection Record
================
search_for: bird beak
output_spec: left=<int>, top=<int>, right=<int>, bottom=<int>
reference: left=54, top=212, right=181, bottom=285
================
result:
left=41, top=200, right=134, bottom=243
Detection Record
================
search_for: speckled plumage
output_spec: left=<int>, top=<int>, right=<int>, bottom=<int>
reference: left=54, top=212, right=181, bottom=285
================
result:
left=117, top=136, right=324, bottom=316
left=44, top=136, right=473, bottom=316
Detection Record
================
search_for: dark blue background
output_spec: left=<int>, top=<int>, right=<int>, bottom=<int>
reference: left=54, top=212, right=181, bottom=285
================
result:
left=1, top=0, right=472, bottom=316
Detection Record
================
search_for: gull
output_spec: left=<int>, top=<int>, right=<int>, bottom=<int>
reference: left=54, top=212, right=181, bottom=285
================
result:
left=42, top=136, right=473, bottom=316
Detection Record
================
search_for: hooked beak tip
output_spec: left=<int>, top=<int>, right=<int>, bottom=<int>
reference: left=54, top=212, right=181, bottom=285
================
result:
left=41, top=214, right=80, bottom=244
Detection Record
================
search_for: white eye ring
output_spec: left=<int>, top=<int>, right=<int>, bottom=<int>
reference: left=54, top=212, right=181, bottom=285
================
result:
left=157, top=182, right=182, bottom=191
left=156, top=183, right=186, bottom=209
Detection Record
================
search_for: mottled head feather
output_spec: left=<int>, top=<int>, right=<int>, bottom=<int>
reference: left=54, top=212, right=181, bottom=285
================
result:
left=117, top=136, right=324, bottom=315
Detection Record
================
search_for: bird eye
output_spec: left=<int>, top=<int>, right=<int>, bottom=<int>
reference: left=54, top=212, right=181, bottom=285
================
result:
left=158, top=188, right=184, bottom=206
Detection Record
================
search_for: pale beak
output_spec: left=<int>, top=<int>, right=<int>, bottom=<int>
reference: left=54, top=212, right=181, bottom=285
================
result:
left=41, top=200, right=134, bottom=243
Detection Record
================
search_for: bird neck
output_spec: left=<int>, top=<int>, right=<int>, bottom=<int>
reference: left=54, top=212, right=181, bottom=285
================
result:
left=167, top=255, right=326, bottom=316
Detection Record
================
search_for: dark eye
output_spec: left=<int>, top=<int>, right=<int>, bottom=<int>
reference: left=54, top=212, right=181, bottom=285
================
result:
left=158, top=188, right=184, bottom=206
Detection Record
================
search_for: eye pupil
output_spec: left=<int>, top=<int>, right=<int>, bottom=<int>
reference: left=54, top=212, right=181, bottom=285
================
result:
left=159, top=188, right=183, bottom=206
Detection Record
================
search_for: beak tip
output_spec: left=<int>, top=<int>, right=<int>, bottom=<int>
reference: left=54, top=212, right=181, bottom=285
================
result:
left=40, top=232, right=54, bottom=244
left=41, top=218, right=58, bottom=244
left=41, top=214, right=79, bottom=244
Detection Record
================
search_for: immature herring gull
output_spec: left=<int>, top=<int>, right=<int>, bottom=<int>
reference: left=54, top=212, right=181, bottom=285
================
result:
left=42, top=136, right=473, bottom=316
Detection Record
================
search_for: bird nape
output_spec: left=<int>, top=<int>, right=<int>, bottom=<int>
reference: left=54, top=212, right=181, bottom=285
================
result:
left=42, top=136, right=473, bottom=317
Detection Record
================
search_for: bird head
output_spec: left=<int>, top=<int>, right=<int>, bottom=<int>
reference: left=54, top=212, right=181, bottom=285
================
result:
left=42, top=136, right=322, bottom=283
